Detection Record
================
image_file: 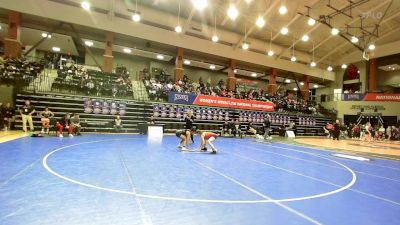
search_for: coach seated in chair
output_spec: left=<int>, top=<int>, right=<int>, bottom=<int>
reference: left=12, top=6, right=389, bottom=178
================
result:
left=232, top=120, right=243, bottom=138
left=221, top=121, right=232, bottom=136
left=71, top=113, right=82, bottom=136
left=114, top=115, right=123, bottom=133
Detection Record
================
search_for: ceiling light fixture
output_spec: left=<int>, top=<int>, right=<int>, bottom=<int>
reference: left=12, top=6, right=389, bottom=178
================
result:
left=310, top=43, right=316, bottom=67
left=175, top=1, right=182, bottom=33
left=251, top=73, right=257, bottom=77
left=368, top=44, right=376, bottom=50
left=211, top=15, right=219, bottom=42
left=300, top=82, right=304, bottom=86
left=81, top=1, right=90, bottom=11
left=233, top=69, right=237, bottom=73
left=280, top=27, right=288, bottom=35
left=307, top=18, right=316, bottom=26
left=209, top=64, right=216, bottom=70
left=290, top=37, right=296, bottom=62
left=285, top=79, right=291, bottom=83
left=123, top=48, right=132, bottom=53
left=267, top=30, right=274, bottom=56
left=242, top=24, right=249, bottom=50
left=314, top=84, right=319, bottom=88
left=341, top=64, right=347, bottom=69
left=84, top=40, right=94, bottom=46
left=301, top=34, right=309, bottom=42
left=227, top=5, right=239, bottom=20
left=351, top=36, right=359, bottom=43
left=331, top=28, right=339, bottom=35
left=191, top=0, right=208, bottom=11
left=184, top=59, right=191, bottom=65
left=256, top=16, right=265, bottom=28
left=279, top=5, right=288, bottom=15
left=327, top=66, right=333, bottom=71
left=132, top=0, right=141, bottom=22
left=293, top=87, right=298, bottom=91
left=52, top=47, right=61, bottom=52
left=41, top=33, right=48, bottom=38
left=157, top=54, right=164, bottom=60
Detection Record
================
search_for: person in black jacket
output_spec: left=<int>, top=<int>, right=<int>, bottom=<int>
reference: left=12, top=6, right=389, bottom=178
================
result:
left=184, top=110, right=195, bottom=145
left=232, top=120, right=242, bottom=138
left=333, top=119, right=340, bottom=140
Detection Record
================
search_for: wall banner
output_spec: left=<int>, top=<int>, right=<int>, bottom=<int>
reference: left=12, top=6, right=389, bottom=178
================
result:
left=168, top=92, right=275, bottom=111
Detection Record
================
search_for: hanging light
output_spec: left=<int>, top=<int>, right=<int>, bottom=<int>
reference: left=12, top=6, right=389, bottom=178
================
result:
left=368, top=44, right=376, bottom=50
left=327, top=66, right=333, bottom=71
left=301, top=34, right=309, bottom=42
left=280, top=27, right=289, bottom=35
left=279, top=5, right=288, bottom=15
left=310, top=43, right=316, bottom=67
left=132, top=0, right=141, bottom=22
left=351, top=36, right=359, bottom=43
left=293, top=87, right=298, bottom=91
left=307, top=18, right=316, bottom=26
left=211, top=15, right=219, bottom=42
left=341, top=64, right=347, bottom=69
left=267, top=30, right=274, bottom=56
left=233, top=69, right=237, bottom=73
left=251, top=73, right=257, bottom=77
left=331, top=28, right=339, bottom=35
left=184, top=59, right=191, bottom=65
left=191, top=0, right=208, bottom=11
left=285, top=79, right=291, bottom=83
left=209, top=64, right=216, bottom=70
left=175, top=1, right=182, bottom=33
left=242, top=24, right=249, bottom=50
left=256, top=16, right=265, bottom=28
left=227, top=5, right=239, bottom=20
left=242, top=42, right=249, bottom=50
left=290, top=37, right=296, bottom=62
left=313, top=84, right=319, bottom=88
left=81, top=1, right=90, bottom=10
left=157, top=54, right=164, bottom=60
left=300, top=82, right=304, bottom=86
left=42, top=33, right=48, bottom=38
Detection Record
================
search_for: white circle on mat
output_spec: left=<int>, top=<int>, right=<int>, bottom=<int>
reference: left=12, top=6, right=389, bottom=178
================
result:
left=43, top=138, right=357, bottom=204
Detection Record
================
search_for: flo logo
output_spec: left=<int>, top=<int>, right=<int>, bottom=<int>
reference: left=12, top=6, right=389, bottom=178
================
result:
left=174, top=94, right=189, bottom=102
left=361, top=11, right=383, bottom=19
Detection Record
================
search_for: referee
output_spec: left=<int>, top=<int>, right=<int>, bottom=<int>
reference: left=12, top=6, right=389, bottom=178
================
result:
left=185, top=110, right=195, bottom=145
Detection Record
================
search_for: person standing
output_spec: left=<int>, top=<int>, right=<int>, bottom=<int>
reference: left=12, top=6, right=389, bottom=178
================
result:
left=263, top=116, right=271, bottom=140
left=114, top=115, right=123, bottom=132
left=40, top=107, right=55, bottom=134
left=2, top=103, right=15, bottom=131
left=333, top=120, right=340, bottom=140
left=19, top=100, right=35, bottom=132
left=184, top=110, right=195, bottom=145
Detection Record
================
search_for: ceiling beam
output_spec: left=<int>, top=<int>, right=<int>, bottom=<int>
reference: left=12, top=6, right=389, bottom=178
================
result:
left=317, top=26, right=400, bottom=63
left=271, top=0, right=321, bottom=41
left=311, top=0, right=392, bottom=53
left=234, top=0, right=281, bottom=49
left=276, top=0, right=355, bottom=59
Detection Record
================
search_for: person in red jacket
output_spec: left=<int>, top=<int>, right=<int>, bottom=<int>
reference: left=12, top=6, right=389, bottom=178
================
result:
left=200, top=131, right=220, bottom=154
left=55, top=113, right=75, bottom=137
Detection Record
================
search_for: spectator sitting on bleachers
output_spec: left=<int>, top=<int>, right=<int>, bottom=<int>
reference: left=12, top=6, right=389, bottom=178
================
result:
left=56, top=113, right=75, bottom=137
left=71, top=113, right=82, bottom=136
